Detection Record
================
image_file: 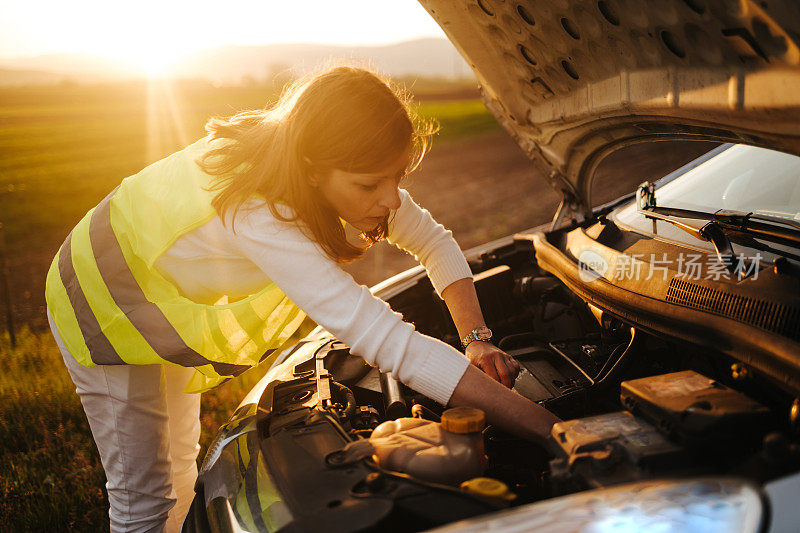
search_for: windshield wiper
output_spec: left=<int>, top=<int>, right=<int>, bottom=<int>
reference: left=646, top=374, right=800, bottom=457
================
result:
left=636, top=181, right=800, bottom=274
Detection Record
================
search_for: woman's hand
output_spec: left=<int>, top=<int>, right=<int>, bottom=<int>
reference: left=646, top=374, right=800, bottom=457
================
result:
left=465, top=340, right=520, bottom=388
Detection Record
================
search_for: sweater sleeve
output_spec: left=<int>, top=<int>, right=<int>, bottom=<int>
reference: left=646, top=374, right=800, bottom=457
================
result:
left=387, top=189, right=473, bottom=297
left=228, top=206, right=469, bottom=405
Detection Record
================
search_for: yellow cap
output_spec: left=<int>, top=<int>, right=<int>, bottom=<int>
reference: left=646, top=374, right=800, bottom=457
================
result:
left=460, top=477, right=516, bottom=501
left=440, top=407, right=485, bottom=434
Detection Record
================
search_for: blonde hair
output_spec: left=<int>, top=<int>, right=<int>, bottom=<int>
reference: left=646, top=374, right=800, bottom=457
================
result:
left=197, top=65, right=437, bottom=262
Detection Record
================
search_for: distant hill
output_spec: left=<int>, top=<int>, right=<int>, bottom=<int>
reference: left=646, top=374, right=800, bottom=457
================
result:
left=0, top=68, right=66, bottom=85
left=0, top=53, right=136, bottom=85
left=0, top=38, right=473, bottom=86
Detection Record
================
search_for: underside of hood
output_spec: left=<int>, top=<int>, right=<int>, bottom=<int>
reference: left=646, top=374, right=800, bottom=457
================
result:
left=419, top=0, right=800, bottom=220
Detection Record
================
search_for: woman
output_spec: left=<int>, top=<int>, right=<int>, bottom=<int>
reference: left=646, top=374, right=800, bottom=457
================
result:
left=46, top=66, right=559, bottom=532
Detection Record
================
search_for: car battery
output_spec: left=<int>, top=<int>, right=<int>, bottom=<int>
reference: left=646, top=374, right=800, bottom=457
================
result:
left=549, top=411, right=687, bottom=491
left=620, top=370, right=771, bottom=448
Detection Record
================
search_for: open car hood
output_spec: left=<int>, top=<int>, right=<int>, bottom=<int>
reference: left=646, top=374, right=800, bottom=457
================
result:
left=419, top=0, right=800, bottom=219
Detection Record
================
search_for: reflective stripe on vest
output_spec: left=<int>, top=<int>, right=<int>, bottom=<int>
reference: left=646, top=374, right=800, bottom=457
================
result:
left=45, top=136, right=308, bottom=388
left=57, top=229, right=125, bottom=365
left=55, top=190, right=249, bottom=376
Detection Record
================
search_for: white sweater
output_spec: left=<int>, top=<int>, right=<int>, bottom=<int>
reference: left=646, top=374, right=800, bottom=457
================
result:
left=154, top=189, right=473, bottom=405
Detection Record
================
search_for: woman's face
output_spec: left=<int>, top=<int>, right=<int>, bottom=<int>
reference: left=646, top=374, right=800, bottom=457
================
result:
left=317, top=148, right=410, bottom=232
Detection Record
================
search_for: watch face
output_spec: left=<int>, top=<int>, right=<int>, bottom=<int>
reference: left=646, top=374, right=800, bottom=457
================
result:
left=475, top=328, right=492, bottom=341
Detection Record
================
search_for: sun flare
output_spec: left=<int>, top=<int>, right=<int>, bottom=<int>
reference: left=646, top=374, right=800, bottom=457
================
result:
left=108, top=43, right=189, bottom=77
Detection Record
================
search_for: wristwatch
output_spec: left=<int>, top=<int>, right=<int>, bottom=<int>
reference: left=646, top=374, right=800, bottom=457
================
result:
left=461, top=326, right=492, bottom=349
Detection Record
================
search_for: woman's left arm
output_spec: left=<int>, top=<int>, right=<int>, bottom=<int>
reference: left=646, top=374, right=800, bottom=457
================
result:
left=387, top=190, right=520, bottom=388
left=441, top=278, right=520, bottom=388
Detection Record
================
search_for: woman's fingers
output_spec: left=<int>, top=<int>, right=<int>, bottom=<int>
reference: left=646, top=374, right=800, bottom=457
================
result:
left=494, top=359, right=513, bottom=388
left=504, top=355, right=520, bottom=381
left=495, top=356, right=518, bottom=388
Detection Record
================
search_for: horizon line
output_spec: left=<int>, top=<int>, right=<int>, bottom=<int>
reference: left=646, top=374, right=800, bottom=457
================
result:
left=0, top=36, right=452, bottom=61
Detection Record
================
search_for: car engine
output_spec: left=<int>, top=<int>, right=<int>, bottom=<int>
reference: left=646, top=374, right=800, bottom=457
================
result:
left=191, top=235, right=800, bottom=532
left=310, top=236, right=800, bottom=510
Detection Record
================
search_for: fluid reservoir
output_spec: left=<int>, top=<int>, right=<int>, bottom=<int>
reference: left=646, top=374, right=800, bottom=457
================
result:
left=368, top=407, right=486, bottom=485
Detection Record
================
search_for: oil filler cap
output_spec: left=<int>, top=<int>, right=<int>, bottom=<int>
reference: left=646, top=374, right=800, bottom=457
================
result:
left=441, top=407, right=485, bottom=433
left=460, top=477, right=516, bottom=501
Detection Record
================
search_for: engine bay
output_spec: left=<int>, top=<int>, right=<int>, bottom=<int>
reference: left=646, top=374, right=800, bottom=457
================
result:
left=303, top=237, right=800, bottom=511
left=226, top=236, right=800, bottom=533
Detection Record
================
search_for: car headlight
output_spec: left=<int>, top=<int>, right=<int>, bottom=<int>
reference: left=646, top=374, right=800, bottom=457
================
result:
left=428, top=478, right=763, bottom=533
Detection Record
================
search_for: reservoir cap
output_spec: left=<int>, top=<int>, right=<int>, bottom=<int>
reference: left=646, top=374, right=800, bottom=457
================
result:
left=460, top=477, right=516, bottom=501
left=441, top=407, right=486, bottom=433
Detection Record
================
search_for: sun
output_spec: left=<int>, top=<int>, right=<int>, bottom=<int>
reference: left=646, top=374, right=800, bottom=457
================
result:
left=106, top=41, right=190, bottom=77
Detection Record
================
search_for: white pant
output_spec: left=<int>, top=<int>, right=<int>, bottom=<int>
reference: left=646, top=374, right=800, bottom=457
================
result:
left=49, top=312, right=201, bottom=533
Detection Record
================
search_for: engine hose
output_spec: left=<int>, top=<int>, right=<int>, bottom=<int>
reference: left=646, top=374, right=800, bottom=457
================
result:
left=379, top=371, right=409, bottom=419
left=330, top=380, right=357, bottom=421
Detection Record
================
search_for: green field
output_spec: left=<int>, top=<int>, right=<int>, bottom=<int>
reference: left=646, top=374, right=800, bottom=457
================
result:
left=0, top=80, right=499, bottom=531
left=0, top=81, right=497, bottom=261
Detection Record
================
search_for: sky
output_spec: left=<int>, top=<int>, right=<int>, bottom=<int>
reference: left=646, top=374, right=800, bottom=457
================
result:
left=0, top=0, right=447, bottom=72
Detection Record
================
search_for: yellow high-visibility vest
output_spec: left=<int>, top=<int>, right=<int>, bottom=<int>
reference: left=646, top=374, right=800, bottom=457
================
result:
left=45, top=137, right=310, bottom=392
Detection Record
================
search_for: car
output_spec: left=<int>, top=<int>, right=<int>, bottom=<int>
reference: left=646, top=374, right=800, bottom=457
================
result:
left=182, top=1, right=800, bottom=532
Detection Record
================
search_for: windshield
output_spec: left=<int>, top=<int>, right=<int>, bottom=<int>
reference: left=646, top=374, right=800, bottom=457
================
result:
left=653, top=144, right=800, bottom=221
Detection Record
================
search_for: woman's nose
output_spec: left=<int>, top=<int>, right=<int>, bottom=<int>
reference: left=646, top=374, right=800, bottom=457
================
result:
left=379, top=185, right=401, bottom=210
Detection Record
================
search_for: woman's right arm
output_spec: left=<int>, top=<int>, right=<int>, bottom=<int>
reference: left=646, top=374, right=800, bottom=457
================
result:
left=231, top=208, right=558, bottom=441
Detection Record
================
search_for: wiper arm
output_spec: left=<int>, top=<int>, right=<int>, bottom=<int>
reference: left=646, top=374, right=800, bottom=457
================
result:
left=637, top=182, right=800, bottom=239
left=635, top=182, right=800, bottom=274
left=637, top=182, right=800, bottom=245
left=636, top=182, right=706, bottom=240
left=716, top=211, right=800, bottom=237
left=637, top=182, right=740, bottom=273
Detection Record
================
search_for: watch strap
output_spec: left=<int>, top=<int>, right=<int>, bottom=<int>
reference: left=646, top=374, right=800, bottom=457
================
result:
left=461, top=326, right=492, bottom=349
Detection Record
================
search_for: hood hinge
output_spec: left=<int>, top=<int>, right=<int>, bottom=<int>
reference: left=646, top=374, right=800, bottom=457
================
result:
left=551, top=192, right=585, bottom=231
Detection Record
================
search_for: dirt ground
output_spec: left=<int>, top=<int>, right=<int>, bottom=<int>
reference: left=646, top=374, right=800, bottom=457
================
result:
left=1, top=131, right=715, bottom=331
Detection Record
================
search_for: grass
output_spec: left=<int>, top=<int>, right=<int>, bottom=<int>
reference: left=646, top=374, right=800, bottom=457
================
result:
left=0, top=80, right=500, bottom=529
left=0, top=328, right=109, bottom=530
left=0, top=327, right=270, bottom=531
left=416, top=99, right=503, bottom=141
